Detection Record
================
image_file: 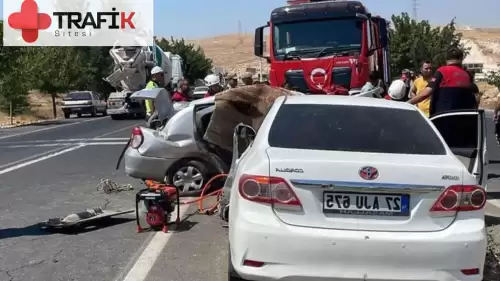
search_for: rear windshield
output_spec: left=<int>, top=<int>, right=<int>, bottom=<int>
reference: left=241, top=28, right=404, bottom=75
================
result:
left=64, top=92, right=91, bottom=100
left=268, top=104, right=446, bottom=155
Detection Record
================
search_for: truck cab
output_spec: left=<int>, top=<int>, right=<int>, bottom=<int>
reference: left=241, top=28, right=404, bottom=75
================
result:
left=254, top=0, right=390, bottom=95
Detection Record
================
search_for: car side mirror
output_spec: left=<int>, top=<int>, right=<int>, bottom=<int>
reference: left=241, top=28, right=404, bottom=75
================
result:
left=235, top=124, right=256, bottom=140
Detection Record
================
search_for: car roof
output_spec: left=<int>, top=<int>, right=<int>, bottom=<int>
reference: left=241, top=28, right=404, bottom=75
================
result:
left=190, top=96, right=215, bottom=105
left=281, top=95, right=417, bottom=111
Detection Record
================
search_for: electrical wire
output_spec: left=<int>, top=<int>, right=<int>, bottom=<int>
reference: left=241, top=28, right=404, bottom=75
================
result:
left=96, top=178, right=134, bottom=194
left=178, top=174, right=228, bottom=214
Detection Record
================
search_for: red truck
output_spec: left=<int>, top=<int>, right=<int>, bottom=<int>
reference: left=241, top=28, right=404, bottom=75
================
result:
left=254, top=0, right=391, bottom=95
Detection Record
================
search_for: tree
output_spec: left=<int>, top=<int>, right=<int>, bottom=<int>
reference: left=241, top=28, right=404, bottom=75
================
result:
left=0, top=20, right=32, bottom=113
left=74, top=47, right=115, bottom=97
left=389, top=13, right=468, bottom=77
left=28, top=47, right=88, bottom=117
left=156, top=37, right=213, bottom=82
left=486, top=65, right=500, bottom=89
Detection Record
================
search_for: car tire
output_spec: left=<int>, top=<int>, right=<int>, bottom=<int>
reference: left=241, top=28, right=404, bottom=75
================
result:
left=166, top=160, right=213, bottom=197
left=63, top=112, right=70, bottom=119
left=91, top=107, right=97, bottom=117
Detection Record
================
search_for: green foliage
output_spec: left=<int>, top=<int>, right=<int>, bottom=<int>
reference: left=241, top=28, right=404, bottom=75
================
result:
left=156, top=37, right=213, bottom=82
left=0, top=20, right=32, bottom=113
left=389, top=13, right=468, bottom=78
left=486, top=64, right=500, bottom=89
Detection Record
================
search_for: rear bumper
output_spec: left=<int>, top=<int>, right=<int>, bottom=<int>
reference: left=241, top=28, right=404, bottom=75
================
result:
left=124, top=148, right=176, bottom=182
left=62, top=105, right=93, bottom=114
left=230, top=207, right=487, bottom=281
left=107, top=106, right=143, bottom=116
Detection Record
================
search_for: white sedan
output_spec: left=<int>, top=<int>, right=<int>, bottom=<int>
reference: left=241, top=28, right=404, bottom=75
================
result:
left=228, top=95, right=488, bottom=281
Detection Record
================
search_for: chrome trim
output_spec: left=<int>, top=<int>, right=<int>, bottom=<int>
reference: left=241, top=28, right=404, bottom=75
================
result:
left=290, top=179, right=444, bottom=193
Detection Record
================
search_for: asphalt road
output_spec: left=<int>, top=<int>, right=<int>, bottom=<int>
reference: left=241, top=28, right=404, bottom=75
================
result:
left=0, top=112, right=499, bottom=281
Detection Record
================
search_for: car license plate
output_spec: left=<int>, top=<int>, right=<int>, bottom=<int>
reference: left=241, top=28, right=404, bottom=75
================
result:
left=323, top=191, right=410, bottom=216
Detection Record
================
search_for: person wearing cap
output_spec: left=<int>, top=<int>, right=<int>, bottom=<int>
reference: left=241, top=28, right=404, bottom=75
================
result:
left=240, top=72, right=253, bottom=86
left=408, top=48, right=477, bottom=116
left=225, top=73, right=238, bottom=89
left=144, top=66, right=164, bottom=118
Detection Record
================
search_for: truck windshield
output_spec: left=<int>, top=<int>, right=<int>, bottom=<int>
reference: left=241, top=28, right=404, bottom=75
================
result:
left=273, top=19, right=362, bottom=60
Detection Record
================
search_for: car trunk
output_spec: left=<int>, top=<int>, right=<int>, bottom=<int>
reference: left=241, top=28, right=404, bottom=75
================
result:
left=266, top=148, right=464, bottom=232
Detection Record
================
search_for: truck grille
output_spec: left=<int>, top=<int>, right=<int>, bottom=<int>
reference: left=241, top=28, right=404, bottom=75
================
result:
left=284, top=67, right=352, bottom=93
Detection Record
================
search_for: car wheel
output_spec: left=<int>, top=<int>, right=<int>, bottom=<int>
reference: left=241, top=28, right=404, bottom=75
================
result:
left=63, top=112, right=70, bottom=119
left=167, top=160, right=210, bottom=196
left=91, top=107, right=97, bottom=117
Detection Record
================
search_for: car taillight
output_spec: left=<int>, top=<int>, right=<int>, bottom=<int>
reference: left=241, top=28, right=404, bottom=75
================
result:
left=130, top=127, right=143, bottom=149
left=430, top=185, right=486, bottom=213
left=238, top=174, right=301, bottom=206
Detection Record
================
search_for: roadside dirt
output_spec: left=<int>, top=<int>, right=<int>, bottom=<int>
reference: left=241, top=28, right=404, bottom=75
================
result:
left=485, top=215, right=500, bottom=281
left=0, top=92, right=62, bottom=128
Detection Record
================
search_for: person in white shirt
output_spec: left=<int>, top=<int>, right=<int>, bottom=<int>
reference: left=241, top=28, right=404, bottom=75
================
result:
left=361, top=71, right=380, bottom=93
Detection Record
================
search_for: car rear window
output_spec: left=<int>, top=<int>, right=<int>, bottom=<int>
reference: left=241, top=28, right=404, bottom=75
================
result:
left=268, top=104, right=446, bottom=155
left=64, top=92, right=91, bottom=100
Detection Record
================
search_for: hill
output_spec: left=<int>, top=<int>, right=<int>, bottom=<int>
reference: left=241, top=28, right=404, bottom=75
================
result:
left=189, top=27, right=500, bottom=76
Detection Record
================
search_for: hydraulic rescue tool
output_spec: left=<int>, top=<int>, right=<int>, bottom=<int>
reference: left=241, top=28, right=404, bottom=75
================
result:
left=135, top=181, right=181, bottom=233
left=43, top=201, right=134, bottom=229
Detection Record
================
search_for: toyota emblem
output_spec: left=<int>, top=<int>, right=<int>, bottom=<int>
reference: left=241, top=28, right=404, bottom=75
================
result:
left=359, top=166, right=379, bottom=180
left=310, top=68, right=327, bottom=89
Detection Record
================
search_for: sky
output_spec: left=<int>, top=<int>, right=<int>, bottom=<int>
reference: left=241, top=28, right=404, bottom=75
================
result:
left=1, top=0, right=498, bottom=39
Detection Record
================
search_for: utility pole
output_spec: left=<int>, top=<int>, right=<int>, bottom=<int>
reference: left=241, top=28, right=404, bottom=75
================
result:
left=412, top=0, right=418, bottom=21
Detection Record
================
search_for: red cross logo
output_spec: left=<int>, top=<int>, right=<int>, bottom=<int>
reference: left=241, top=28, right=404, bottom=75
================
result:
left=8, top=0, right=52, bottom=43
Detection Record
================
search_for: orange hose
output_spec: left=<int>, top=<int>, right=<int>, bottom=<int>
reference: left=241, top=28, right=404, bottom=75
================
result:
left=180, top=174, right=228, bottom=214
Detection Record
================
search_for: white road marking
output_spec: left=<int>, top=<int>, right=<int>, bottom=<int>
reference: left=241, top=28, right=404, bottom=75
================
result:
left=0, top=123, right=140, bottom=174
left=86, top=142, right=128, bottom=145
left=121, top=204, right=191, bottom=281
left=0, top=144, right=85, bottom=175
left=0, top=137, right=129, bottom=144
left=0, top=117, right=107, bottom=140
left=93, top=137, right=129, bottom=141
left=1, top=142, right=128, bottom=148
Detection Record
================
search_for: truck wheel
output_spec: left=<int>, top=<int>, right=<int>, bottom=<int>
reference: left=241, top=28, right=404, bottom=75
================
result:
left=91, top=107, right=97, bottom=117
left=64, top=112, right=70, bottom=119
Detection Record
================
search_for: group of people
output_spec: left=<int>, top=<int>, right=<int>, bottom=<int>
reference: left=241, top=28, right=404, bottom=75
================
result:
left=142, top=66, right=268, bottom=118
left=147, top=47, right=482, bottom=121
left=386, top=47, right=480, bottom=118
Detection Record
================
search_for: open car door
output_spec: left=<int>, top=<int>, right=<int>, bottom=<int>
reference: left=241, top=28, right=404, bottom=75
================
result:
left=429, top=110, right=488, bottom=188
left=130, top=88, right=174, bottom=122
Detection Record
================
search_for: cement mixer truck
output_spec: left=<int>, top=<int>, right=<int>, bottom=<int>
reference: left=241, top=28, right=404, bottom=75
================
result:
left=104, top=44, right=184, bottom=120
